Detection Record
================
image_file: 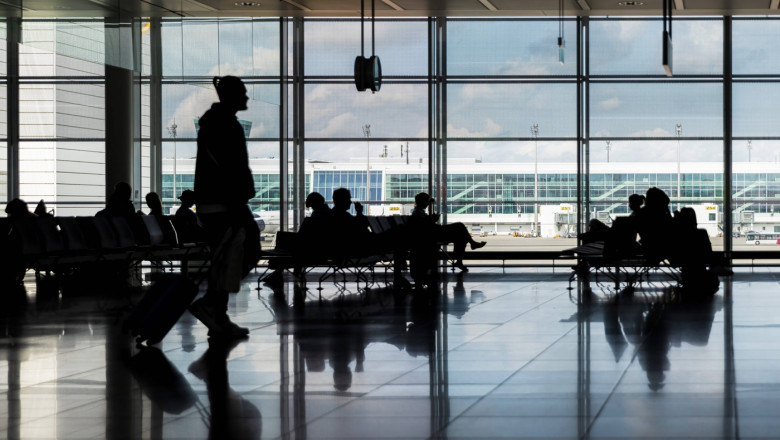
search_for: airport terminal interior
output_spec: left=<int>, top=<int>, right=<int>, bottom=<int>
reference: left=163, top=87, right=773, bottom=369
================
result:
left=5, top=0, right=780, bottom=439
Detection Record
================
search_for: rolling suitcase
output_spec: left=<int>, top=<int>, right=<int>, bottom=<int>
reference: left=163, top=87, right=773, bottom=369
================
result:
left=126, top=273, right=198, bottom=345
left=127, top=225, right=247, bottom=345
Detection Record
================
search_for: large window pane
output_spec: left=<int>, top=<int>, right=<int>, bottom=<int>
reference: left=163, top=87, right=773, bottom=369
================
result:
left=162, top=19, right=280, bottom=78
left=733, top=82, right=780, bottom=137
left=447, top=19, right=576, bottom=76
left=448, top=83, right=576, bottom=138
left=733, top=19, right=780, bottom=75
left=732, top=147, right=780, bottom=250
left=590, top=83, right=722, bottom=138
left=162, top=82, right=280, bottom=140
left=590, top=19, right=722, bottom=76
left=587, top=140, right=724, bottom=250
left=305, top=20, right=428, bottom=77
left=448, top=141, right=578, bottom=250
left=305, top=141, right=427, bottom=215
left=305, top=83, right=427, bottom=139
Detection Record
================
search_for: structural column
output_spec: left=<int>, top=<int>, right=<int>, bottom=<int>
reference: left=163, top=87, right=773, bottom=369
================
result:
left=149, top=17, right=163, bottom=196
left=279, top=18, right=290, bottom=231
left=292, top=17, right=305, bottom=230
left=723, top=17, right=733, bottom=260
left=105, top=64, right=136, bottom=203
left=7, top=17, right=20, bottom=200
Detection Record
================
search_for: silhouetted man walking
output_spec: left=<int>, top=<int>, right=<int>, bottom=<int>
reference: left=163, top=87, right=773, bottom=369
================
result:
left=189, top=75, right=259, bottom=340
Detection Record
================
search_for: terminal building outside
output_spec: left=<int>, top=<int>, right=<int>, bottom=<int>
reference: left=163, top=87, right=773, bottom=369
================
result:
left=162, top=156, right=780, bottom=249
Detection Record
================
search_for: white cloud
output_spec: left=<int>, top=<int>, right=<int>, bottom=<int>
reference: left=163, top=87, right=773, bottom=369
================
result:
left=307, top=84, right=334, bottom=103
left=458, top=83, right=500, bottom=101
left=597, top=97, right=622, bottom=111
left=617, top=21, right=644, bottom=41
left=350, top=83, right=420, bottom=107
left=447, top=118, right=502, bottom=138
left=309, top=112, right=359, bottom=138
left=628, top=127, right=673, bottom=137
left=497, top=58, right=555, bottom=76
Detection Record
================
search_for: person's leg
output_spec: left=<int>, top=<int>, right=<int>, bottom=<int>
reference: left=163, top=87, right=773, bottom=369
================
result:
left=440, top=224, right=470, bottom=271
left=190, top=212, right=248, bottom=338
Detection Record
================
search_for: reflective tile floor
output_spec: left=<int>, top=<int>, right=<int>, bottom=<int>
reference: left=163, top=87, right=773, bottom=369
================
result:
left=1, top=268, right=779, bottom=439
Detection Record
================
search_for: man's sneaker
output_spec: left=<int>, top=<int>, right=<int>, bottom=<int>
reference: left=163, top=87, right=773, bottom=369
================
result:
left=208, top=319, right=249, bottom=340
left=188, top=298, right=227, bottom=333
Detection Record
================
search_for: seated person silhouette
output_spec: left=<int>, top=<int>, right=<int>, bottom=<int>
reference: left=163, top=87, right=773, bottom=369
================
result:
left=261, top=191, right=332, bottom=285
left=329, top=188, right=372, bottom=257
left=580, top=194, right=645, bottom=245
left=173, top=190, right=203, bottom=243
left=144, top=192, right=164, bottom=217
left=297, top=192, right=334, bottom=259
left=97, top=182, right=135, bottom=217
left=3, top=199, right=36, bottom=284
left=579, top=218, right=610, bottom=244
left=408, top=192, right=485, bottom=272
left=671, top=207, right=718, bottom=296
left=635, top=187, right=674, bottom=264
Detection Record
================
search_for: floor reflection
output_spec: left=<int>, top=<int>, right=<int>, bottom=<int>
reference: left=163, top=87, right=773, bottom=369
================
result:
left=569, top=276, right=735, bottom=438
left=1, top=270, right=761, bottom=439
left=268, top=280, right=451, bottom=439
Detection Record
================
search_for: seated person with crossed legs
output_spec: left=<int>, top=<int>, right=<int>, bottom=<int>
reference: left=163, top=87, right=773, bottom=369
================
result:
left=408, top=192, right=485, bottom=273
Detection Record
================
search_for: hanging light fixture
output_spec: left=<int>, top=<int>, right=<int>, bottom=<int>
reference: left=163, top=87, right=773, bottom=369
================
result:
left=558, top=0, right=565, bottom=64
left=354, top=0, right=382, bottom=92
left=662, top=0, right=673, bottom=76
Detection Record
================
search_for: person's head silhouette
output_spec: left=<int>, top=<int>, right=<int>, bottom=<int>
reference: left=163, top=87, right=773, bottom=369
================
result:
left=305, top=192, right=326, bottom=210
left=676, top=206, right=698, bottom=230
left=415, top=192, right=432, bottom=210
left=5, top=198, right=31, bottom=219
left=332, top=188, right=352, bottom=212
left=146, top=192, right=163, bottom=215
left=628, top=194, right=645, bottom=212
left=645, top=187, right=670, bottom=210
left=113, top=182, right=132, bottom=201
left=178, top=190, right=196, bottom=208
left=213, top=76, right=248, bottom=113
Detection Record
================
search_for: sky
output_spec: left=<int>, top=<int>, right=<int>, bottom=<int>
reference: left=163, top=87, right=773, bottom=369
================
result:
left=152, top=17, right=780, bottom=165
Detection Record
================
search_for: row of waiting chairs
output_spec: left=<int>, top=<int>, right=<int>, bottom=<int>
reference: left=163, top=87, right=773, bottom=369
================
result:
left=2, top=214, right=209, bottom=277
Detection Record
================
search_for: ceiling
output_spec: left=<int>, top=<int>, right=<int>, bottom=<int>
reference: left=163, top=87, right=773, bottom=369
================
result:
left=3, top=0, right=780, bottom=18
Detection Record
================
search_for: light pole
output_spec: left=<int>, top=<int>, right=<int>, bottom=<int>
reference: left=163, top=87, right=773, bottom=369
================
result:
left=605, top=140, right=611, bottom=163
left=747, top=139, right=752, bottom=162
left=531, top=123, right=539, bottom=237
left=675, top=123, right=682, bottom=210
left=363, top=124, right=371, bottom=213
left=168, top=120, right=178, bottom=202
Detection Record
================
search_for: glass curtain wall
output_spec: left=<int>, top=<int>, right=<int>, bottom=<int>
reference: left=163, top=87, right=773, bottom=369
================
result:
left=4, top=16, right=780, bottom=254
left=160, top=18, right=282, bottom=230
left=18, top=19, right=106, bottom=215
left=588, top=18, right=725, bottom=250
left=732, top=18, right=780, bottom=252
left=302, top=18, right=429, bottom=215
left=446, top=19, right=578, bottom=250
